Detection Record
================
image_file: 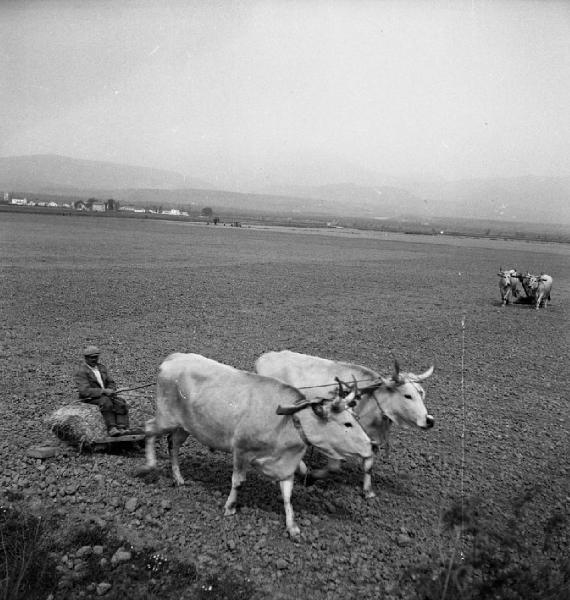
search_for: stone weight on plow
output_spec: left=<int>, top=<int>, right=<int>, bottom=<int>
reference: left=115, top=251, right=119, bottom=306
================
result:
left=45, top=391, right=152, bottom=450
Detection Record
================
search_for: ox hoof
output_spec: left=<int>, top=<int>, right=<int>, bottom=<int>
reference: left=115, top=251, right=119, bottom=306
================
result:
left=287, top=526, right=301, bottom=540
left=135, top=465, right=154, bottom=475
left=302, top=472, right=318, bottom=486
left=364, top=490, right=377, bottom=500
left=224, top=506, right=237, bottom=517
left=134, top=466, right=159, bottom=483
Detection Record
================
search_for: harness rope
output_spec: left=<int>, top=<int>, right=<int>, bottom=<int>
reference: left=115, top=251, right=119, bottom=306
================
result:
left=114, top=377, right=381, bottom=395
left=298, top=378, right=378, bottom=390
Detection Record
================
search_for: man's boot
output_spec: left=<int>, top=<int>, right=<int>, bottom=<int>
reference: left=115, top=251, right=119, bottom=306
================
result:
left=102, top=410, right=121, bottom=436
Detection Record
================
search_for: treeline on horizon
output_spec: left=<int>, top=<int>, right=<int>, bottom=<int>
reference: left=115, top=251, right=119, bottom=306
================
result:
left=1, top=192, right=568, bottom=244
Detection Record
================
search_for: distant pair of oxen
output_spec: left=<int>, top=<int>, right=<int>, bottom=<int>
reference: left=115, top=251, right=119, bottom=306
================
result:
left=497, top=268, right=553, bottom=309
left=140, top=350, right=435, bottom=538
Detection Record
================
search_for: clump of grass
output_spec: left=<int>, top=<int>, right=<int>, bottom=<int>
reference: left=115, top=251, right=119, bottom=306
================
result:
left=406, top=489, right=569, bottom=600
left=0, top=506, right=58, bottom=600
left=1, top=505, right=254, bottom=600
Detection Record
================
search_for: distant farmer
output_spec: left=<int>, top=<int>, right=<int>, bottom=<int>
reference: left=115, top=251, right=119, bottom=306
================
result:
left=74, top=345, right=130, bottom=437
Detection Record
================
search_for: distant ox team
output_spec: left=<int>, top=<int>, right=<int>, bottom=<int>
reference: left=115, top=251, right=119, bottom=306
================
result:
left=497, top=268, right=553, bottom=310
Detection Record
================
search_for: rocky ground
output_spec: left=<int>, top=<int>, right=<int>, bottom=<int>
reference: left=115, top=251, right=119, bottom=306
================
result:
left=1, top=213, right=568, bottom=600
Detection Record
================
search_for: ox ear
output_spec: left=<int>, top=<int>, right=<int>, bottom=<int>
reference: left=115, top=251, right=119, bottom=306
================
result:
left=277, top=397, right=329, bottom=417
left=311, top=403, right=326, bottom=419
left=379, top=375, right=396, bottom=390
left=410, top=365, right=434, bottom=382
left=276, top=404, right=303, bottom=415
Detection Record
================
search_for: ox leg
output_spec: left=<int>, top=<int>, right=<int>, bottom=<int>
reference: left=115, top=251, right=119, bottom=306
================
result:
left=170, top=427, right=189, bottom=486
left=296, top=460, right=308, bottom=477
left=279, top=476, right=300, bottom=539
left=224, top=454, right=247, bottom=517
left=144, top=418, right=159, bottom=471
left=362, top=456, right=376, bottom=499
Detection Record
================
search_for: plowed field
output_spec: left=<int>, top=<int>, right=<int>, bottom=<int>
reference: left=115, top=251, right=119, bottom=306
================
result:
left=1, top=212, right=568, bottom=600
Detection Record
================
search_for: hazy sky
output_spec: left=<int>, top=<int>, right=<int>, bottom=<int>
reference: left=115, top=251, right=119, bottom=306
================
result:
left=1, top=0, right=569, bottom=187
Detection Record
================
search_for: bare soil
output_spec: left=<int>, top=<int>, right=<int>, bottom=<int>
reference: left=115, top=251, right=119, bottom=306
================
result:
left=1, top=213, right=568, bottom=599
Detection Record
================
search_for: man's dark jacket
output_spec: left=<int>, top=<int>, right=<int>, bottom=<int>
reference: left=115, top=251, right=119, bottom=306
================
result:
left=74, top=363, right=117, bottom=400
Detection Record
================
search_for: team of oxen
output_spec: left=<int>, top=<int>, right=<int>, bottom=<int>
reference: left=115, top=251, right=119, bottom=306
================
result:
left=140, top=350, right=435, bottom=538
left=497, top=267, right=553, bottom=309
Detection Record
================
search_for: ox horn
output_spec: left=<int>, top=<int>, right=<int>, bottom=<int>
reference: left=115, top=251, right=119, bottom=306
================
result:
left=409, top=365, right=434, bottom=382
left=335, top=376, right=347, bottom=399
left=334, top=376, right=358, bottom=398
left=334, top=376, right=360, bottom=408
left=392, top=360, right=403, bottom=383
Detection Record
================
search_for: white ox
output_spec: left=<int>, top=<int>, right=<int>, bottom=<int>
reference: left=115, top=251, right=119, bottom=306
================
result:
left=497, top=267, right=519, bottom=306
left=525, top=273, right=553, bottom=310
left=255, top=350, right=434, bottom=499
left=143, top=353, right=372, bottom=538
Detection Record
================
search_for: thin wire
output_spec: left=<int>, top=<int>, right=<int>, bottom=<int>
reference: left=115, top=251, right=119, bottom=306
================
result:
left=441, top=315, right=467, bottom=600
left=460, top=315, right=466, bottom=522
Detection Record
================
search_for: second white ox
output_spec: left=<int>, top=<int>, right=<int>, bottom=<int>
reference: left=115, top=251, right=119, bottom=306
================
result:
left=143, top=353, right=372, bottom=538
left=255, top=350, right=435, bottom=499
left=519, top=273, right=553, bottom=310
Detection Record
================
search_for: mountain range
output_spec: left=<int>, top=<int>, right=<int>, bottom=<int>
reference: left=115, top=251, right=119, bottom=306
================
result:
left=0, top=154, right=568, bottom=225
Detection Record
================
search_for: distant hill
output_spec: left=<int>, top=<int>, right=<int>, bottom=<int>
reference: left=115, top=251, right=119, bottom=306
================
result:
left=259, top=178, right=570, bottom=224
left=0, top=154, right=213, bottom=192
left=411, top=176, right=570, bottom=225
left=259, top=183, right=427, bottom=218
left=1, top=154, right=568, bottom=225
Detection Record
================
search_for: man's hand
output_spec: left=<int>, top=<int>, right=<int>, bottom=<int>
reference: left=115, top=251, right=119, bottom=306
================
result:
left=103, top=388, right=116, bottom=396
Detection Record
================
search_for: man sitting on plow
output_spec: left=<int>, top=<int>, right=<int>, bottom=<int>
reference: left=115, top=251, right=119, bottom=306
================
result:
left=74, top=345, right=131, bottom=437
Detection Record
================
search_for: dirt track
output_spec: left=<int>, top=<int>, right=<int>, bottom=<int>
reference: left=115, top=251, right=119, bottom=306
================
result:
left=1, top=212, right=568, bottom=599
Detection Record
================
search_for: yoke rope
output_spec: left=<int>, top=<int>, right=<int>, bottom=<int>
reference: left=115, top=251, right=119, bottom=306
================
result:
left=298, top=378, right=378, bottom=390
left=115, top=378, right=380, bottom=395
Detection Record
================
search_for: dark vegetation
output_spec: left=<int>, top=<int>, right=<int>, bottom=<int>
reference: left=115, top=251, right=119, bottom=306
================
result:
left=3, top=495, right=566, bottom=600
left=405, top=492, right=569, bottom=599
left=1, top=212, right=568, bottom=599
